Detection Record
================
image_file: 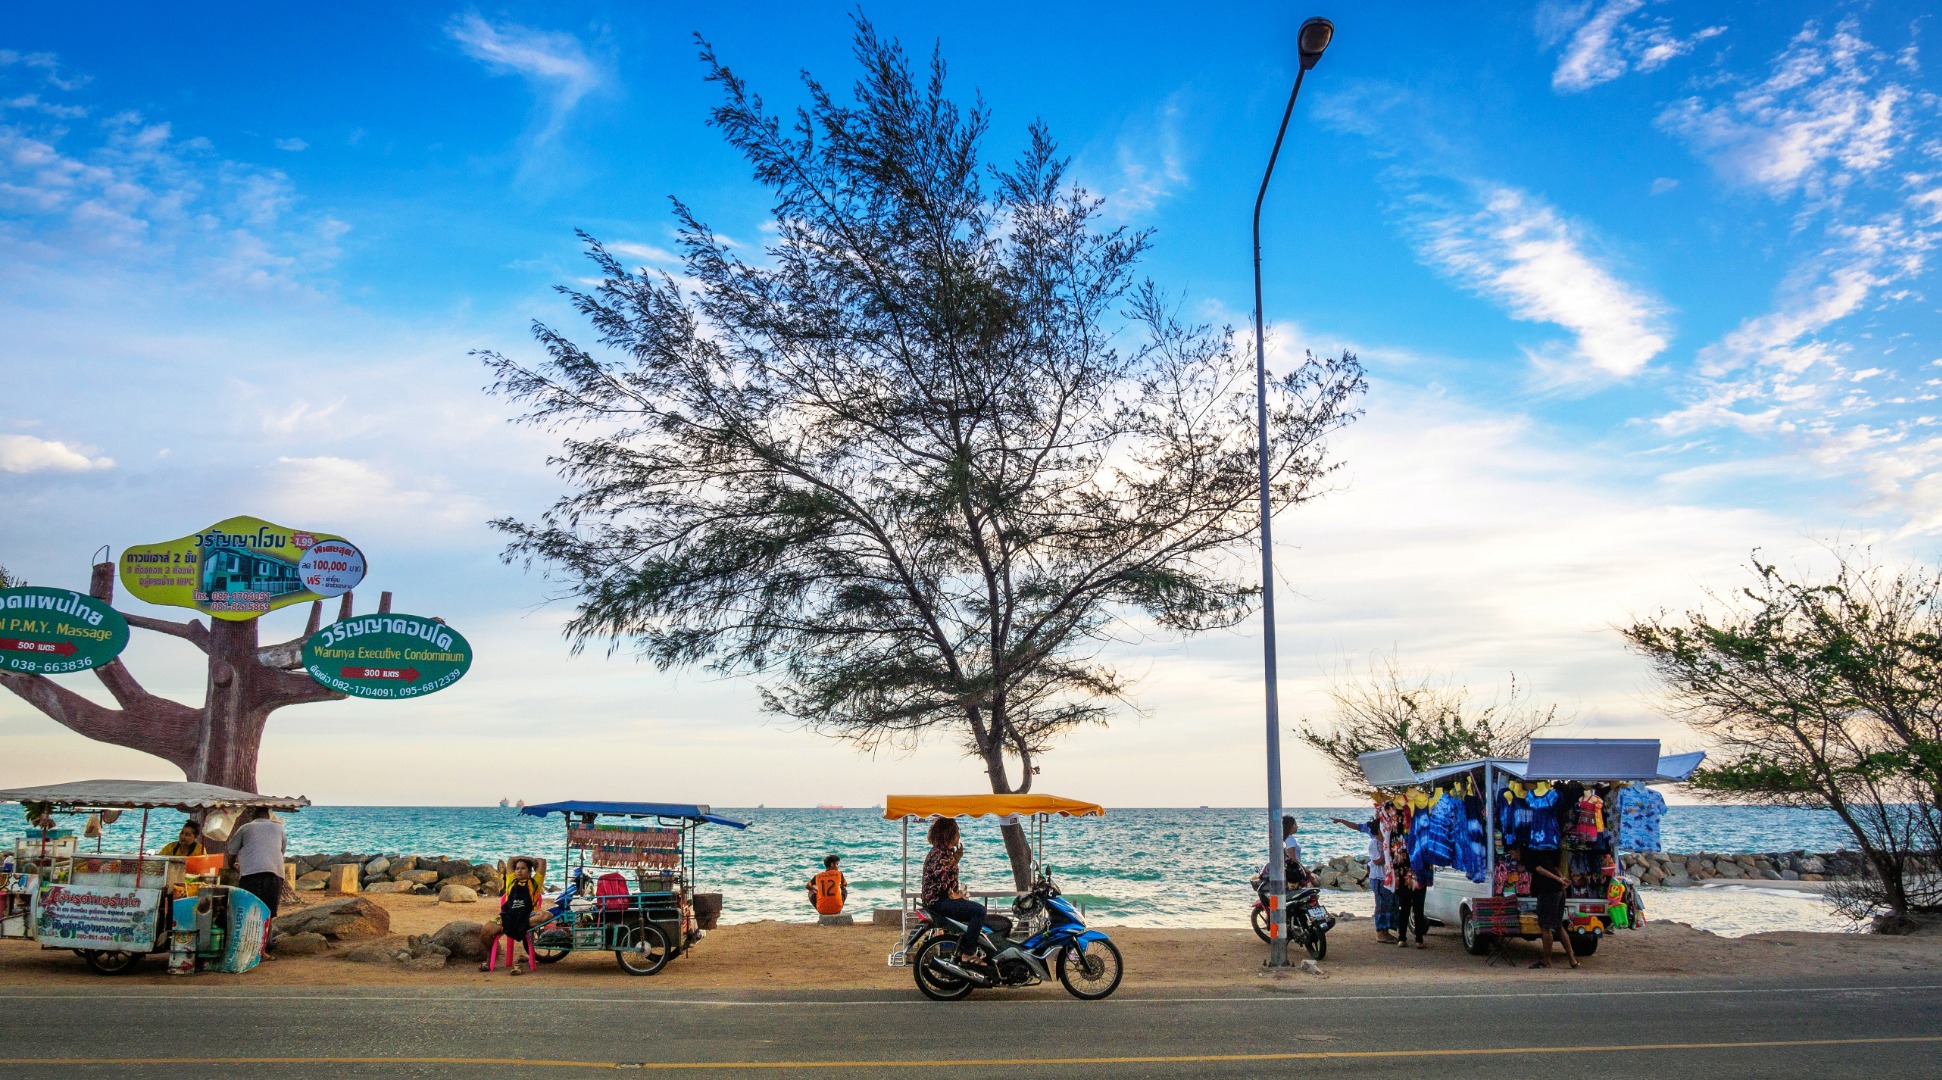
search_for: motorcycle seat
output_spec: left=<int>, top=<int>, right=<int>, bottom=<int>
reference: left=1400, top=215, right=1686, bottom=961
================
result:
left=923, top=907, right=1013, bottom=937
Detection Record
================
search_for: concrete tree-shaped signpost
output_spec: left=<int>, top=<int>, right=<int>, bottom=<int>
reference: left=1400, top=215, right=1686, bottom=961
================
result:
left=0, top=561, right=401, bottom=793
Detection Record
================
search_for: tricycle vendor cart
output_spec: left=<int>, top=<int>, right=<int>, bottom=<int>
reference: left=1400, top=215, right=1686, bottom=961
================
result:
left=881, top=794, right=1102, bottom=968
left=516, top=800, right=748, bottom=976
left=0, top=778, right=309, bottom=975
left=1355, top=739, right=1703, bottom=959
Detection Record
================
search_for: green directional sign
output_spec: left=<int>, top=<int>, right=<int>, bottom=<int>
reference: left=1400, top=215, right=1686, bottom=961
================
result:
left=0, top=587, right=130, bottom=675
left=301, top=613, right=472, bottom=700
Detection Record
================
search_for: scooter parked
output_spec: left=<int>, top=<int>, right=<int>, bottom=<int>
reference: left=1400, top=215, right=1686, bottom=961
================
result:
left=914, top=868, right=1122, bottom=1000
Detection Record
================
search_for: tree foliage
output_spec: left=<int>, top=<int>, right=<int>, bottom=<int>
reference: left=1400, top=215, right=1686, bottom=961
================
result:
left=1297, top=652, right=1558, bottom=796
left=481, top=19, right=1365, bottom=881
left=1622, top=550, right=1942, bottom=928
left=0, top=561, right=21, bottom=588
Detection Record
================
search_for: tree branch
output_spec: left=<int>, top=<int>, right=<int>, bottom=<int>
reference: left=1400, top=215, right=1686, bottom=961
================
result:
left=120, top=612, right=211, bottom=652
left=0, top=671, right=198, bottom=773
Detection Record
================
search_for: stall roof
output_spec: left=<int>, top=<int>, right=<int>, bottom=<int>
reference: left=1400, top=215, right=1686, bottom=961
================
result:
left=1356, top=740, right=1705, bottom=788
left=882, top=794, right=1104, bottom=820
left=518, top=800, right=749, bottom=829
left=0, top=779, right=309, bottom=812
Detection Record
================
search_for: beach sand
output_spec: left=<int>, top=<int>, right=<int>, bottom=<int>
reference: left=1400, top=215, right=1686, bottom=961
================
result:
left=2, top=893, right=1939, bottom=990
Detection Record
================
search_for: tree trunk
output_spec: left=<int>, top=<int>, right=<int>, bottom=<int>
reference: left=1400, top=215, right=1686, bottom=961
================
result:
left=0, top=561, right=344, bottom=795
left=977, top=719, right=1035, bottom=891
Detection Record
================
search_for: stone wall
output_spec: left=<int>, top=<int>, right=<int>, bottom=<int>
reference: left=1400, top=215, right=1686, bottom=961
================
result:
left=291, top=852, right=504, bottom=896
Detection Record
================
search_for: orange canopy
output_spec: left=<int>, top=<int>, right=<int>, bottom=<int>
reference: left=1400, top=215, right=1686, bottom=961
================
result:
left=882, top=794, right=1105, bottom=820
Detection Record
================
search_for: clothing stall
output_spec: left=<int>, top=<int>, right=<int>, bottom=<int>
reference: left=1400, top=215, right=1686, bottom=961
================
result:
left=1356, top=739, right=1703, bottom=958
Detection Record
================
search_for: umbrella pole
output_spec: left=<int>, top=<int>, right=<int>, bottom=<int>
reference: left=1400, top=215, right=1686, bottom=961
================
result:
left=136, top=809, right=149, bottom=890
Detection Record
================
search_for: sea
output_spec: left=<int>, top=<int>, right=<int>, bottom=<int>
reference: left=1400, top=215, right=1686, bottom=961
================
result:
left=26, top=805, right=1862, bottom=936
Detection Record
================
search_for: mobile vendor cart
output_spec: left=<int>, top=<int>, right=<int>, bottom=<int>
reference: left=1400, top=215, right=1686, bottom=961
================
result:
left=882, top=794, right=1103, bottom=968
left=1356, top=739, right=1702, bottom=958
left=0, top=779, right=309, bottom=975
left=516, top=800, right=748, bottom=976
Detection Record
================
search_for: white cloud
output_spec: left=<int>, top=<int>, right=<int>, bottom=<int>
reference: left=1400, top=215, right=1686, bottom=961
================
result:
left=0, top=434, right=112, bottom=473
left=1412, top=184, right=1670, bottom=379
left=1658, top=21, right=1905, bottom=200
left=1650, top=177, right=1678, bottom=195
left=1104, top=93, right=1189, bottom=218
left=0, top=80, right=346, bottom=290
left=274, top=137, right=307, bottom=152
left=446, top=12, right=602, bottom=150
left=1542, top=0, right=1725, bottom=93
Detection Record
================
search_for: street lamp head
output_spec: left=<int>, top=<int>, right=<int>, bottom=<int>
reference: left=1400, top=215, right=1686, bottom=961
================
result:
left=1297, top=17, right=1334, bottom=71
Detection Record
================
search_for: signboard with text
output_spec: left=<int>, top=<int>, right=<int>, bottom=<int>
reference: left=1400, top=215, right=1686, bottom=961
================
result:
left=0, top=587, right=130, bottom=675
left=34, top=884, right=160, bottom=952
left=119, top=516, right=366, bottom=621
left=301, top=613, right=472, bottom=700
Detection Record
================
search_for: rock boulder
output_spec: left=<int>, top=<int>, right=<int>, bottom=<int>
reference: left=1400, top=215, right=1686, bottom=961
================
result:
left=274, top=896, right=391, bottom=941
left=429, top=921, right=494, bottom=961
left=438, top=884, right=480, bottom=904
left=275, top=931, right=331, bottom=957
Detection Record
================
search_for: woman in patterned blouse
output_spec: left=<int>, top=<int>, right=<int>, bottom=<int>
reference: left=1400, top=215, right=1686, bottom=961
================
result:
left=923, top=817, right=988, bottom=964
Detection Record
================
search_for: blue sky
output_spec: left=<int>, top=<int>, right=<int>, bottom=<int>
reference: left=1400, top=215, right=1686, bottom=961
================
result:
left=3, top=2, right=1939, bottom=806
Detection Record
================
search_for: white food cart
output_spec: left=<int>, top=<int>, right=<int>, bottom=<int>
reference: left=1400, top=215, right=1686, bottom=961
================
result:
left=1357, top=738, right=1702, bottom=957
left=0, top=779, right=309, bottom=975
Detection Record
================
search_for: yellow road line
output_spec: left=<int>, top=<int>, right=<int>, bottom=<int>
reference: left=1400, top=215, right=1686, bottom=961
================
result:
left=2, top=1034, right=1939, bottom=1069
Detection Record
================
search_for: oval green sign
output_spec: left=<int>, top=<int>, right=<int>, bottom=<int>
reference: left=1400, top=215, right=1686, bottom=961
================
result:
left=0, top=587, right=130, bottom=675
left=301, top=613, right=472, bottom=700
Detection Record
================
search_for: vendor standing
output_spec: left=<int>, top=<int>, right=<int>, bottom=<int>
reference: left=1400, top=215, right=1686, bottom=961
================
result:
left=227, top=808, right=287, bottom=958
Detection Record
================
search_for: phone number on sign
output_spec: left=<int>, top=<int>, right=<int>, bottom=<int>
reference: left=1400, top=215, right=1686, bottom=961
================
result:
left=3, top=657, right=98, bottom=674
left=304, top=666, right=464, bottom=699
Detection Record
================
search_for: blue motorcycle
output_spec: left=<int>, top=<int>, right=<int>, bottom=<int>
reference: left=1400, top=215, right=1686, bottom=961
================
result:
left=914, top=868, right=1123, bottom=1000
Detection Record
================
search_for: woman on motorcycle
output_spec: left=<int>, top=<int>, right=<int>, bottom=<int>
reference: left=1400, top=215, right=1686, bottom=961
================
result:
left=923, top=817, right=986, bottom=964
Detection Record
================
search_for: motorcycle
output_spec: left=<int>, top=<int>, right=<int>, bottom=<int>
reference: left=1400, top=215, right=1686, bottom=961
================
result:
left=1250, top=876, right=1335, bottom=960
left=913, top=868, right=1122, bottom=1001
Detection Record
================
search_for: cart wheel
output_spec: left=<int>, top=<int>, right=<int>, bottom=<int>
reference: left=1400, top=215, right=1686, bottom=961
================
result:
left=1568, top=930, right=1599, bottom=957
left=532, top=926, right=571, bottom=964
left=1461, top=909, right=1494, bottom=957
left=616, top=923, right=670, bottom=976
left=84, top=950, right=140, bottom=975
left=912, top=935, right=974, bottom=1001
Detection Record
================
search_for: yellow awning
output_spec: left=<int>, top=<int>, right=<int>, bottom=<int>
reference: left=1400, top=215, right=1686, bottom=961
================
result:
left=882, top=794, right=1105, bottom=820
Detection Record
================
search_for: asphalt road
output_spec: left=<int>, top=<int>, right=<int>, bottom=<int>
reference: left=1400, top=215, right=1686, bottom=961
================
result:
left=5, top=972, right=1939, bottom=1078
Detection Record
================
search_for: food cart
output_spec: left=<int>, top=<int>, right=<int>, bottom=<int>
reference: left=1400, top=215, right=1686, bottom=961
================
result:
left=1356, top=739, right=1702, bottom=958
left=0, top=779, right=310, bottom=975
left=882, top=794, right=1103, bottom=968
left=515, top=800, right=748, bottom=976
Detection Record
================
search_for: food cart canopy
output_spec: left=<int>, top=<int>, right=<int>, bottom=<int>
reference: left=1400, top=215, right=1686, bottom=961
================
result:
left=882, top=794, right=1104, bottom=820
left=0, top=779, right=309, bottom=813
left=518, top=800, right=749, bottom=829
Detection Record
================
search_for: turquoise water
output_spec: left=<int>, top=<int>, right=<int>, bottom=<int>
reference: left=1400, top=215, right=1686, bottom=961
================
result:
left=21, top=805, right=1857, bottom=932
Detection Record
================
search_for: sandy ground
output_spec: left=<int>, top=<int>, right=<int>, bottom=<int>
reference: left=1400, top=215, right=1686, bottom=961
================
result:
left=2, top=892, right=1938, bottom=989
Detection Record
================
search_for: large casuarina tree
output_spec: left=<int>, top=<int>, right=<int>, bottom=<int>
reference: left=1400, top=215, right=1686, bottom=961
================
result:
left=484, top=19, right=1365, bottom=885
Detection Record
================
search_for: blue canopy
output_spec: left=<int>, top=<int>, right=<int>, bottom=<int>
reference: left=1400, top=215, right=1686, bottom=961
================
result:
left=518, top=800, right=749, bottom=829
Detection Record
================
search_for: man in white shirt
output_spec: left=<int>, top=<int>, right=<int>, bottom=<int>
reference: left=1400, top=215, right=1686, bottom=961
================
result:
left=227, top=808, right=287, bottom=957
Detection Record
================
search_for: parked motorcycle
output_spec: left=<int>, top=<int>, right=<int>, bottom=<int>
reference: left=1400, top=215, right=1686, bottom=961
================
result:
left=914, top=868, right=1122, bottom=1000
left=1250, top=879, right=1335, bottom=960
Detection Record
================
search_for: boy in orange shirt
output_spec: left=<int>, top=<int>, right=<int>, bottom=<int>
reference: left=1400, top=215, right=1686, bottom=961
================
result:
left=806, top=854, right=848, bottom=915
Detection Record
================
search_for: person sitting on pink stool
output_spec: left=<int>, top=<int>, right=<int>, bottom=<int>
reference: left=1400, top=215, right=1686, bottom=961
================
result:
left=484, top=857, right=540, bottom=975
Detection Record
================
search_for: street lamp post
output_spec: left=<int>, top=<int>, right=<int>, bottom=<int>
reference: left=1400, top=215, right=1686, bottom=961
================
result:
left=1254, top=15, right=1333, bottom=969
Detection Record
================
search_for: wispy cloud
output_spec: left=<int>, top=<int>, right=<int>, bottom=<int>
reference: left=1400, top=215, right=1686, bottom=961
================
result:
left=1658, top=21, right=1905, bottom=200
left=1652, top=20, right=1942, bottom=533
left=446, top=12, right=603, bottom=154
left=1412, top=184, right=1671, bottom=380
left=1540, top=0, right=1725, bottom=94
left=0, top=434, right=112, bottom=473
left=1103, top=93, right=1189, bottom=218
left=274, top=137, right=307, bottom=152
left=0, top=55, right=347, bottom=291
